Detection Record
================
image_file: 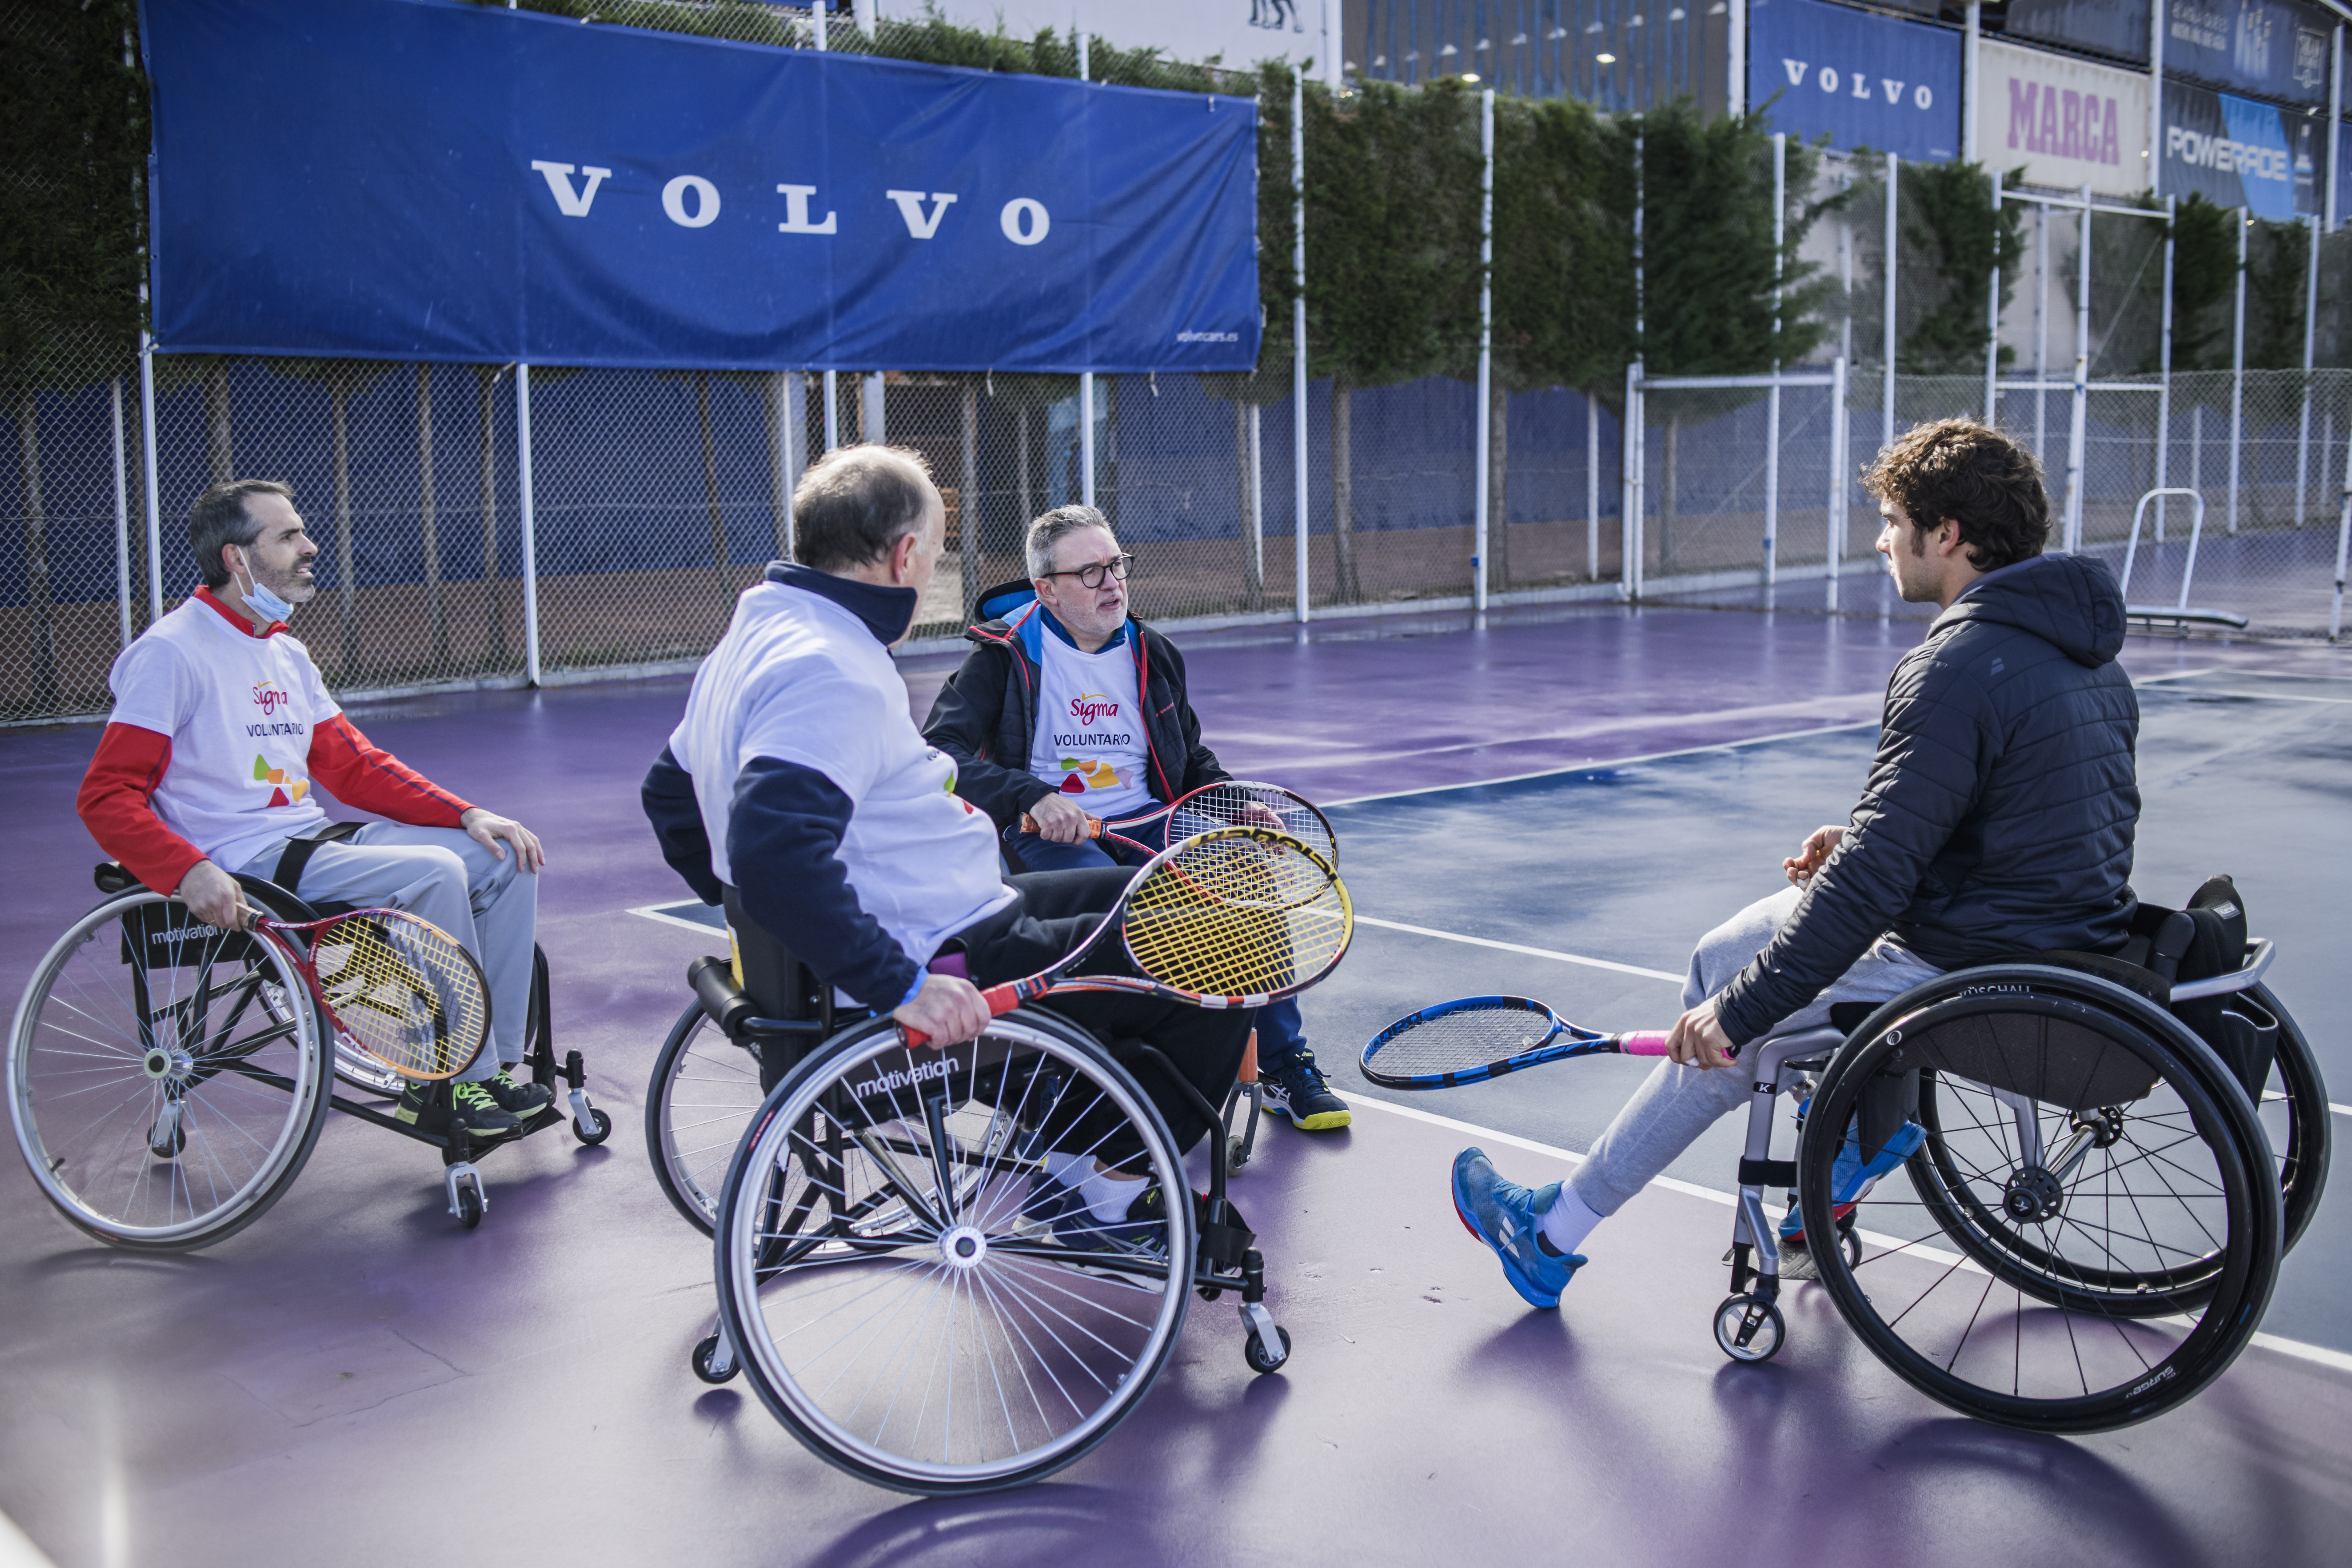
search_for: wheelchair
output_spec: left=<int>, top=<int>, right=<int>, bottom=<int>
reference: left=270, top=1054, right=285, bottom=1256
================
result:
left=1706, top=877, right=2327, bottom=1434
left=645, top=891, right=1291, bottom=1495
left=5, top=860, right=608, bottom=1252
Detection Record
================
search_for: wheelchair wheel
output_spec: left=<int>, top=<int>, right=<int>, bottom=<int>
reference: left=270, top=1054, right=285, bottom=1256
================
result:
left=645, top=999, right=765, bottom=1233
left=1809, top=967, right=2280, bottom=1433
left=2248, top=984, right=2330, bottom=1258
left=9, top=891, right=333, bottom=1251
left=714, top=1008, right=1193, bottom=1495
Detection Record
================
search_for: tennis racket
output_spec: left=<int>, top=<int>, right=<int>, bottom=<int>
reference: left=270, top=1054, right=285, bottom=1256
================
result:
left=1019, top=779, right=1336, bottom=863
left=240, top=905, right=490, bottom=1081
left=903, top=826, right=1352, bottom=1048
left=1360, top=996, right=1672, bottom=1090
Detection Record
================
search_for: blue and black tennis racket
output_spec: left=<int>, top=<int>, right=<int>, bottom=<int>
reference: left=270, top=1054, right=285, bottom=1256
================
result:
left=1360, top=997, right=1671, bottom=1090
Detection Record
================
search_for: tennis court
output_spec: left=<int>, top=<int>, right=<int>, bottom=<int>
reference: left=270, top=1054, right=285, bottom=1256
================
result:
left=3, top=602, right=2347, bottom=1566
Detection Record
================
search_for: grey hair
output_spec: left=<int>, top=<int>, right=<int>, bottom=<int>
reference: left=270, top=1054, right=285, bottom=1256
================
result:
left=792, top=445, right=937, bottom=572
left=189, top=479, right=294, bottom=590
left=1025, top=505, right=1116, bottom=581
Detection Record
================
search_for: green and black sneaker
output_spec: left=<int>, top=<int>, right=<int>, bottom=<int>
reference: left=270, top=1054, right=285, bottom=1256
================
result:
left=479, top=1064, right=556, bottom=1117
left=446, top=1080, right=524, bottom=1136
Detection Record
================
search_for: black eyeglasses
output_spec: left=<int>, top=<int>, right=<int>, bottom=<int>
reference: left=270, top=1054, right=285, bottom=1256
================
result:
left=1043, top=553, right=1134, bottom=589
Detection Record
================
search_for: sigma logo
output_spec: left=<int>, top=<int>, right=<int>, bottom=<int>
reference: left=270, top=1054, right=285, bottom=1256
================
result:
left=252, top=680, right=291, bottom=717
left=848, top=1053, right=962, bottom=1100
left=2130, top=1364, right=2177, bottom=1397
left=1778, top=58, right=1934, bottom=112
left=1070, top=693, right=1121, bottom=726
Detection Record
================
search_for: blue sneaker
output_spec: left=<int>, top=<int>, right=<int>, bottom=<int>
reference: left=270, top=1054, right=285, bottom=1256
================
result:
left=1780, top=1119, right=1927, bottom=1244
left=1043, top=1181, right=1174, bottom=1260
left=1451, top=1148, right=1585, bottom=1309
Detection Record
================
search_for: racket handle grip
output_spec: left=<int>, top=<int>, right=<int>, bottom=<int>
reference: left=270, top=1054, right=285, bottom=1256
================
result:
left=1015, top=811, right=1106, bottom=838
left=1619, top=1031, right=1672, bottom=1056
left=899, top=982, right=1024, bottom=1050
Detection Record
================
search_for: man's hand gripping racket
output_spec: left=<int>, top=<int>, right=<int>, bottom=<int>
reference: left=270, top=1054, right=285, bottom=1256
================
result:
left=1359, top=996, right=1678, bottom=1090
left=902, top=826, right=1352, bottom=1048
left=237, top=902, right=492, bottom=1082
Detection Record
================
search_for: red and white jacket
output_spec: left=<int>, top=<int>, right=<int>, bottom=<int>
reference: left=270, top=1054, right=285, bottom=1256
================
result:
left=77, top=587, right=471, bottom=894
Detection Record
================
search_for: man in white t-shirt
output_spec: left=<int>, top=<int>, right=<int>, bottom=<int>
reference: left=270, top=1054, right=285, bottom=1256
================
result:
left=641, top=448, right=1255, bottom=1252
left=76, top=480, right=550, bottom=1136
left=922, top=507, right=1353, bottom=1133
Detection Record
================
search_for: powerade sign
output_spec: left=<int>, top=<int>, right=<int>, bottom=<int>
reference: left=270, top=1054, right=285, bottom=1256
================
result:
left=1746, top=0, right=1961, bottom=163
left=138, top=0, right=1262, bottom=373
left=2162, top=79, right=2320, bottom=217
left=2165, top=0, right=2334, bottom=109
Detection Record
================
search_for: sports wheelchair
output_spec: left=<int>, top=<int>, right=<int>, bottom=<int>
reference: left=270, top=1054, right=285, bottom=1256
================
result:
left=645, top=890, right=1290, bottom=1495
left=6, top=859, right=607, bottom=1252
left=1707, top=876, right=2327, bottom=1434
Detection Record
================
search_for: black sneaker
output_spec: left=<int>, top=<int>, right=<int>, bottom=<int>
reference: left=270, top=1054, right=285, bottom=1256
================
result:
left=479, top=1064, right=555, bottom=1117
left=405, top=1080, right=523, bottom=1136
left=1259, top=1053, right=1351, bottom=1131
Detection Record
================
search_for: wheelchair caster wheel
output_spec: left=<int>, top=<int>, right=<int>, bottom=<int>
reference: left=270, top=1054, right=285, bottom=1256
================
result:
left=1244, top=1325, right=1291, bottom=1375
left=1837, top=1224, right=1863, bottom=1271
left=454, top=1183, right=484, bottom=1230
left=147, top=1122, right=186, bottom=1160
left=1227, top=1135, right=1248, bottom=1171
left=446, top=1163, right=486, bottom=1230
left=573, top=1107, right=612, bottom=1146
left=1713, top=1293, right=1784, bottom=1364
left=692, top=1332, right=739, bottom=1385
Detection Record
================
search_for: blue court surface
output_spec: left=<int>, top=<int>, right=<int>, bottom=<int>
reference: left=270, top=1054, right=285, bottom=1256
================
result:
left=4, top=613, right=2350, bottom=1567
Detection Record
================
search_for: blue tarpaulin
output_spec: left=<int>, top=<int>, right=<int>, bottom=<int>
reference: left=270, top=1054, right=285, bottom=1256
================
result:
left=138, top=0, right=1262, bottom=373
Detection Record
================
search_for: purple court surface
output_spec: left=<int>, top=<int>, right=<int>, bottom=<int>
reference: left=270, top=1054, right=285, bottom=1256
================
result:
left=3, top=599, right=2349, bottom=1568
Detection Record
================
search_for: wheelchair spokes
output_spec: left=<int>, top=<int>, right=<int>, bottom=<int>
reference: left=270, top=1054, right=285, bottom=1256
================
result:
left=716, top=1016, right=1192, bottom=1492
left=9, top=893, right=331, bottom=1250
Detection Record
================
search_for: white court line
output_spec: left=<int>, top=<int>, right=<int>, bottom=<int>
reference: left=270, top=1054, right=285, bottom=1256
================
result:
left=1321, top=718, right=1883, bottom=808
left=2146, top=686, right=2352, bottom=706
left=1354, top=916, right=1685, bottom=984
left=626, top=903, right=724, bottom=936
left=1337, top=1091, right=2352, bottom=1378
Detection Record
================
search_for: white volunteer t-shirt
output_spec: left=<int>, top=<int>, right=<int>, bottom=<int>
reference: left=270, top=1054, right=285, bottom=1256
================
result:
left=102, top=594, right=336, bottom=874
left=1025, top=626, right=1154, bottom=820
left=670, top=579, right=1013, bottom=968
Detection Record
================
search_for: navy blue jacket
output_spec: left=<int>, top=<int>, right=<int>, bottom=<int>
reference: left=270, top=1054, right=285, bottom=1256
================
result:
left=920, top=581, right=1229, bottom=829
left=1714, top=553, right=2142, bottom=1046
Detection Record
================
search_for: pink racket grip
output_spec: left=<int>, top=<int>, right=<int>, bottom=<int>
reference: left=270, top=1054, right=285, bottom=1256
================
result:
left=1618, top=1030, right=1672, bottom=1056
left=900, top=982, right=1022, bottom=1050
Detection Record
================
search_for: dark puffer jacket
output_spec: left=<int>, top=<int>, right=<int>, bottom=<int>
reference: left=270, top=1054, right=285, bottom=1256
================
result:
left=1714, top=552, right=2141, bottom=1046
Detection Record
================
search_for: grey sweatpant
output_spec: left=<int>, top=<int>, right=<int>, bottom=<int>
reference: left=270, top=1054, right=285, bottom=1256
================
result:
left=238, top=823, right=539, bottom=1081
left=1566, top=885, right=1942, bottom=1218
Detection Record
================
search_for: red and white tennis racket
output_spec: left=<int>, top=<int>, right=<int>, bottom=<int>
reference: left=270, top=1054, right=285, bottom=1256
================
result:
left=240, top=905, right=490, bottom=1082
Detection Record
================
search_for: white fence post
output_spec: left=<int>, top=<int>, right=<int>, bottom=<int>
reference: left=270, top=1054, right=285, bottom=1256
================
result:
left=1622, top=362, right=1642, bottom=601
left=111, top=378, right=131, bottom=650
left=138, top=335, right=162, bottom=622
left=823, top=370, right=840, bottom=450
left=1883, top=151, right=1897, bottom=456
left=1585, top=394, right=1600, bottom=581
left=2066, top=185, right=2090, bottom=553
left=1474, top=88, right=1494, bottom=613
left=1766, top=131, right=1784, bottom=586
left=1292, top=71, right=1310, bottom=625
left=2157, top=197, right=2175, bottom=542
left=2230, top=207, right=2248, bottom=536
left=516, top=363, right=542, bottom=686
left=781, top=370, right=806, bottom=560
left=1983, top=171, right=2003, bottom=424
left=1829, top=355, right=1847, bottom=612
left=2335, top=420, right=2352, bottom=638
left=2298, top=213, right=2319, bottom=528
left=1080, top=370, right=1096, bottom=508
left=1249, top=402, right=1264, bottom=583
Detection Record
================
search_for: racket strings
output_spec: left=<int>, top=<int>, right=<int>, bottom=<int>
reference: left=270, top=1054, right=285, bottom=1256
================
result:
left=1368, top=1003, right=1569, bottom=1078
left=1120, top=833, right=1350, bottom=1001
left=308, top=916, right=488, bottom=1079
left=1162, top=784, right=1336, bottom=865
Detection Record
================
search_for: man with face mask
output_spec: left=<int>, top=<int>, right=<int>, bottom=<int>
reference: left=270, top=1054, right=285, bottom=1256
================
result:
left=75, top=480, right=549, bottom=1136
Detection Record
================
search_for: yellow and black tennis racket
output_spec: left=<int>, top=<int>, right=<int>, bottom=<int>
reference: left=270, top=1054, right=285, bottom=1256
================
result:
left=902, top=827, right=1352, bottom=1047
left=242, top=907, right=490, bottom=1081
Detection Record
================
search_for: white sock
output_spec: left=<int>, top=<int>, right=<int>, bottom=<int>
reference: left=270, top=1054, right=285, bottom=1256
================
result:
left=1080, top=1169, right=1149, bottom=1223
left=1540, top=1183, right=1602, bottom=1257
left=1042, top=1151, right=1089, bottom=1189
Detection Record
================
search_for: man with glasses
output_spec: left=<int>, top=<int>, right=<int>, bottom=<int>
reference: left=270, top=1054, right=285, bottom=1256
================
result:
left=923, top=505, right=1352, bottom=1133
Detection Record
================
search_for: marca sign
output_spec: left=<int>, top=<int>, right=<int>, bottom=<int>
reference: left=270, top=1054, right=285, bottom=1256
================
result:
left=1976, top=39, right=2151, bottom=197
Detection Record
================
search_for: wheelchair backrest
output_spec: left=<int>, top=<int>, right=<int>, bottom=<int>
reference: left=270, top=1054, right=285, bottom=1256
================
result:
left=719, top=885, right=822, bottom=1021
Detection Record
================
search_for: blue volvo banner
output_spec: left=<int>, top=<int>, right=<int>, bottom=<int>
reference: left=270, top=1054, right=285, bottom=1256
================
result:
left=1746, top=0, right=1962, bottom=164
left=139, top=0, right=1262, bottom=373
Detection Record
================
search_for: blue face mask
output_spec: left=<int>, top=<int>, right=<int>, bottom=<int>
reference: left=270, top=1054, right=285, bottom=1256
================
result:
left=234, top=563, right=294, bottom=623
